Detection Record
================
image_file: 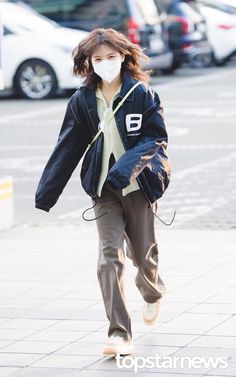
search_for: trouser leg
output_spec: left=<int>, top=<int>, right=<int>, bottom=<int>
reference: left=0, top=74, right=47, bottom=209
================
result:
left=93, top=181, right=132, bottom=341
left=122, top=189, right=167, bottom=303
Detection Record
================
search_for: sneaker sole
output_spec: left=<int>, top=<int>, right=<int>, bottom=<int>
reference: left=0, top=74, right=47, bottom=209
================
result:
left=142, top=302, right=161, bottom=325
left=102, top=345, right=134, bottom=356
left=142, top=314, right=160, bottom=325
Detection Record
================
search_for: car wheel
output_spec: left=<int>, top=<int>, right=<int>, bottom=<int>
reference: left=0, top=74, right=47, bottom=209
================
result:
left=212, top=52, right=227, bottom=67
left=14, top=59, right=58, bottom=99
left=189, top=53, right=213, bottom=68
left=161, top=60, right=181, bottom=74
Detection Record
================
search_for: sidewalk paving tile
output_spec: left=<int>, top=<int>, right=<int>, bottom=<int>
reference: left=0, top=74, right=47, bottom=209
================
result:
left=0, top=329, right=40, bottom=341
left=0, top=341, right=16, bottom=350
left=0, top=227, right=235, bottom=376
left=47, top=319, right=107, bottom=332
left=10, top=367, right=80, bottom=377
left=75, top=372, right=207, bottom=377
left=0, top=353, right=45, bottom=367
left=206, top=362, right=236, bottom=376
left=149, top=313, right=231, bottom=335
left=205, top=294, right=236, bottom=304
left=188, top=304, right=236, bottom=315
left=0, top=319, right=59, bottom=330
left=228, top=352, right=236, bottom=362
left=53, top=341, right=104, bottom=356
left=74, top=331, right=108, bottom=343
left=24, top=330, right=89, bottom=342
left=206, top=316, right=236, bottom=336
left=0, top=367, right=20, bottom=377
left=30, top=354, right=103, bottom=368
left=185, top=335, right=236, bottom=349
left=135, top=333, right=199, bottom=347
left=0, top=341, right=68, bottom=354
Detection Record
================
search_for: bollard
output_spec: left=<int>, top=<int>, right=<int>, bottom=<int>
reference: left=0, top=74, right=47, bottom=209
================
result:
left=0, top=176, right=14, bottom=231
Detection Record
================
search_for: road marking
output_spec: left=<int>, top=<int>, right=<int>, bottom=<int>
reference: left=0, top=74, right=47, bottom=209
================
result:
left=0, top=142, right=236, bottom=152
left=1, top=143, right=236, bottom=153
left=173, top=151, right=236, bottom=179
left=0, top=156, right=47, bottom=172
left=154, top=68, right=236, bottom=88
left=160, top=189, right=236, bottom=228
left=168, top=127, right=190, bottom=136
left=1, top=150, right=236, bottom=227
left=169, top=144, right=236, bottom=150
left=0, top=145, right=54, bottom=150
left=16, top=194, right=82, bottom=199
left=16, top=150, right=236, bottom=228
left=166, top=108, right=236, bottom=119
left=158, top=151, right=236, bottom=227
left=41, top=151, right=235, bottom=224
left=0, top=156, right=83, bottom=173
left=12, top=177, right=80, bottom=182
left=218, top=91, right=236, bottom=98
left=167, top=108, right=214, bottom=116
left=1, top=145, right=235, bottom=176
left=0, top=105, right=65, bottom=125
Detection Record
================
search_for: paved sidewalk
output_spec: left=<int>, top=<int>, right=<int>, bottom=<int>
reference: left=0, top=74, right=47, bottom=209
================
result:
left=0, top=224, right=235, bottom=377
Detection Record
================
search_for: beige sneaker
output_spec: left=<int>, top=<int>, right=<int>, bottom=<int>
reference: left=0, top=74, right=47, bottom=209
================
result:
left=101, top=335, right=134, bottom=356
left=142, top=299, right=161, bottom=325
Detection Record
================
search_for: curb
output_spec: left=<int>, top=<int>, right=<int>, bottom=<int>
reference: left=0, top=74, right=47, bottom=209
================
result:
left=0, top=176, right=14, bottom=231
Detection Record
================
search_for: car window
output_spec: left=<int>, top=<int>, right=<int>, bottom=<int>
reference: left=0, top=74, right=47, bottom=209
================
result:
left=178, top=2, right=202, bottom=21
left=131, top=0, right=161, bottom=25
left=0, top=3, right=58, bottom=34
left=199, top=0, right=236, bottom=15
left=23, top=0, right=128, bottom=31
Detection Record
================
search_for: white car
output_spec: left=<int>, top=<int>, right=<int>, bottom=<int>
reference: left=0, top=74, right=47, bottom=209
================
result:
left=0, top=1, right=87, bottom=99
left=198, top=0, right=236, bottom=65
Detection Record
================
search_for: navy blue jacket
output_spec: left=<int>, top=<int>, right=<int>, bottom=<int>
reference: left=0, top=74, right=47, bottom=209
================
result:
left=35, top=72, right=171, bottom=212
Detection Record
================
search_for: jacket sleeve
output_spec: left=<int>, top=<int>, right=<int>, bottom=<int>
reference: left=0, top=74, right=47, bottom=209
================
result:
left=107, top=88, right=168, bottom=190
left=35, top=96, right=88, bottom=212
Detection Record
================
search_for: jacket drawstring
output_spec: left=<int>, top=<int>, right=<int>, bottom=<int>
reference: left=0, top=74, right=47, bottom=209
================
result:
left=145, top=195, right=176, bottom=227
left=82, top=197, right=110, bottom=221
left=82, top=198, right=176, bottom=226
left=149, top=203, right=176, bottom=227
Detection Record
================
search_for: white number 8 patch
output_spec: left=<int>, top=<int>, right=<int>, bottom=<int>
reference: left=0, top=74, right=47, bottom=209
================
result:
left=125, top=114, right=142, bottom=132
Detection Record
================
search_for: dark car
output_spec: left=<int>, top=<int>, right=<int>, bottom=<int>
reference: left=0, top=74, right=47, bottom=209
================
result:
left=15, top=0, right=174, bottom=74
left=159, top=0, right=212, bottom=68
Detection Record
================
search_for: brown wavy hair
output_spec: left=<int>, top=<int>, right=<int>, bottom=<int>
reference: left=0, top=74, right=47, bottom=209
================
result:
left=72, top=28, right=151, bottom=89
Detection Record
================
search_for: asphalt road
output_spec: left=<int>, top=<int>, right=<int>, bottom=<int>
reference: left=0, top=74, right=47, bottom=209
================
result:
left=0, top=64, right=236, bottom=230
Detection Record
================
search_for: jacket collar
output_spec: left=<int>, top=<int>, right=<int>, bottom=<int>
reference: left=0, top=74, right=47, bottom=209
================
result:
left=95, top=82, right=122, bottom=104
left=80, top=72, right=138, bottom=128
left=118, top=71, right=137, bottom=101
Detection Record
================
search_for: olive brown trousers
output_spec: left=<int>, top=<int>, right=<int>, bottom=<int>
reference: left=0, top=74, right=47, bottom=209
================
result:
left=92, top=155, right=167, bottom=342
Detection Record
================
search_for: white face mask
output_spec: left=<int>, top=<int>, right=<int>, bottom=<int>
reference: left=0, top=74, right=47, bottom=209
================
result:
left=92, top=58, right=122, bottom=83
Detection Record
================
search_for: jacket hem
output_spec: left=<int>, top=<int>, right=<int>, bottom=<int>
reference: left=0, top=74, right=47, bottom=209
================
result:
left=106, top=175, right=122, bottom=190
left=35, top=203, right=50, bottom=212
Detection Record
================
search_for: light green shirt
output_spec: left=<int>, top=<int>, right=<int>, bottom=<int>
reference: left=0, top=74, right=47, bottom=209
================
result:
left=95, top=84, right=140, bottom=197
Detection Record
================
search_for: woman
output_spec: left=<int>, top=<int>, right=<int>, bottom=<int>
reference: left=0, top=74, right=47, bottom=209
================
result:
left=35, top=28, right=171, bottom=356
